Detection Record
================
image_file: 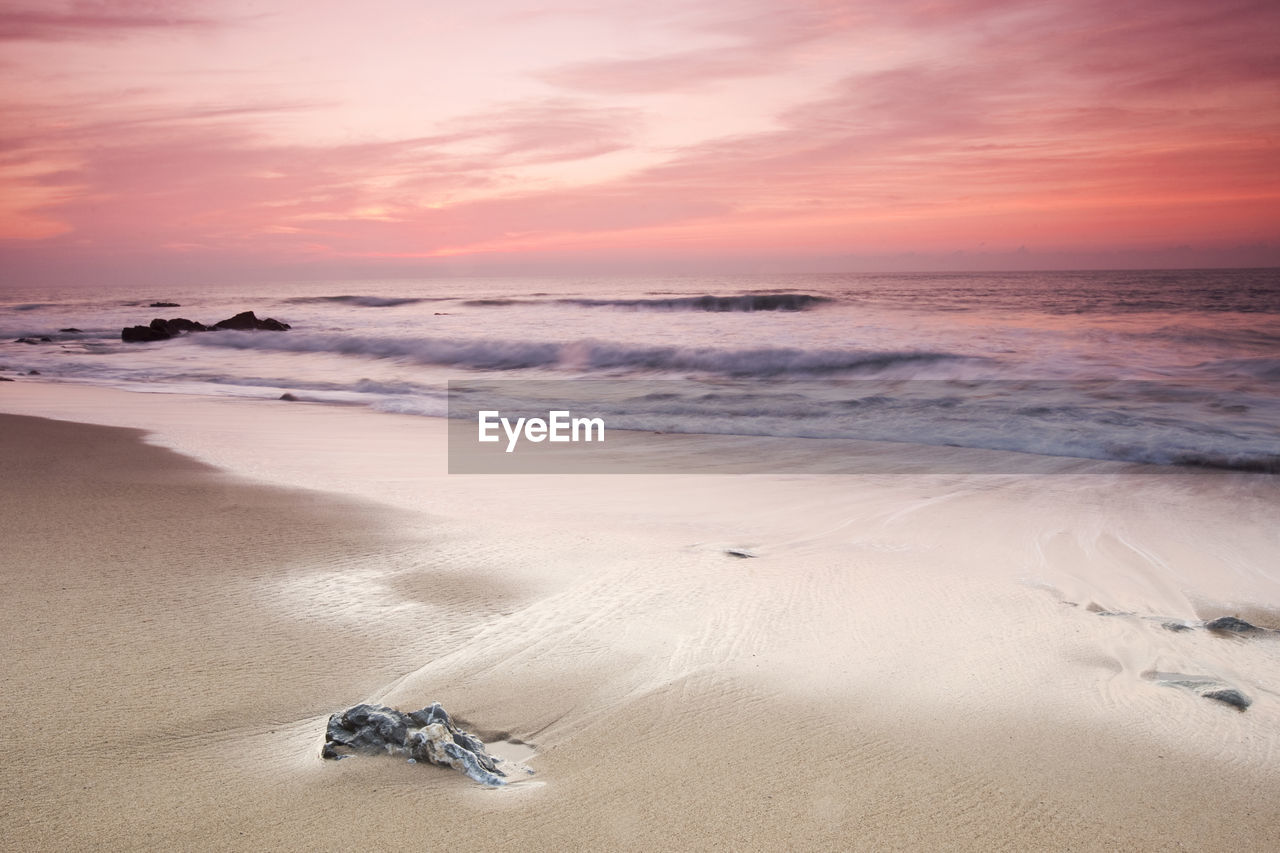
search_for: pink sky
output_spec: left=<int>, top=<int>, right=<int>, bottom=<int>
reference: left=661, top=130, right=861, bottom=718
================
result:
left=1, top=0, right=1278, bottom=283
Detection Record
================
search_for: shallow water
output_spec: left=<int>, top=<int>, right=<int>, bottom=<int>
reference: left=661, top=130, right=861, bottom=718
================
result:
left=2, top=269, right=1277, bottom=469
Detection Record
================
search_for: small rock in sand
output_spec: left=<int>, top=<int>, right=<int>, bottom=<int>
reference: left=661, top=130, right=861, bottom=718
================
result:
left=322, top=702, right=512, bottom=786
left=1204, top=616, right=1268, bottom=635
left=1200, top=688, right=1252, bottom=711
left=1147, top=671, right=1253, bottom=711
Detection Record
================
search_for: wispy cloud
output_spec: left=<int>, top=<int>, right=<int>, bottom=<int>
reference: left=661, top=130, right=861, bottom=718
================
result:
left=540, top=0, right=864, bottom=93
left=0, top=92, right=646, bottom=258
left=0, top=1, right=216, bottom=41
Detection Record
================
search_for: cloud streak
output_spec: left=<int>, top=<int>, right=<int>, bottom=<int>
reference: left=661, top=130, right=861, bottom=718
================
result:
left=0, top=1, right=216, bottom=41
left=540, top=0, right=866, bottom=94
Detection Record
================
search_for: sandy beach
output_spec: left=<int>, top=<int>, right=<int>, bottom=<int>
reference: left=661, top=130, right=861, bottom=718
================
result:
left=2, top=382, right=1278, bottom=850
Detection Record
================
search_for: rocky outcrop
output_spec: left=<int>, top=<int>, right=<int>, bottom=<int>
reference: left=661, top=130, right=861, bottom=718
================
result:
left=121, top=324, right=172, bottom=342
left=120, top=310, right=289, bottom=342
left=149, top=301, right=180, bottom=307
left=212, top=311, right=290, bottom=331
left=322, top=703, right=509, bottom=786
left=158, top=317, right=209, bottom=334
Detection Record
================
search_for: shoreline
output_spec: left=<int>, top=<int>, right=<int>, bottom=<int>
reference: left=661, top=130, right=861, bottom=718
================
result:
left=3, top=385, right=1280, bottom=849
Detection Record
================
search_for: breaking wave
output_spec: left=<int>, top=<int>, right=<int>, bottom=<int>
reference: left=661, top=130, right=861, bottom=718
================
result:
left=282, top=295, right=442, bottom=307
left=461, top=293, right=832, bottom=312
left=190, top=331, right=972, bottom=378
left=560, top=293, right=832, bottom=312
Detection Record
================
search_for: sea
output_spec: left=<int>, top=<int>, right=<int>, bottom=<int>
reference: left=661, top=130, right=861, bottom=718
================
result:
left=2, top=268, right=1278, bottom=472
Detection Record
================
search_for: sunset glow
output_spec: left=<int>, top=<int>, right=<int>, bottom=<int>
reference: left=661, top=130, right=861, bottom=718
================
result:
left=2, top=0, right=1278, bottom=282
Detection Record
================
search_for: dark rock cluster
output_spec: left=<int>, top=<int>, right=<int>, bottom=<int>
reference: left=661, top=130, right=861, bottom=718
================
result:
left=1070, top=602, right=1274, bottom=712
left=121, top=310, right=290, bottom=342
left=322, top=702, right=509, bottom=786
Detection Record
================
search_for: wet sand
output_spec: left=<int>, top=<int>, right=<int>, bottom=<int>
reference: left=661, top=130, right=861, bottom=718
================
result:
left=2, top=386, right=1280, bottom=850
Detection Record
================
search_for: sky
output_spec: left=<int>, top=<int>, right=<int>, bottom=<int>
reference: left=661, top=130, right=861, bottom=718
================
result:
left=1, top=0, right=1278, bottom=284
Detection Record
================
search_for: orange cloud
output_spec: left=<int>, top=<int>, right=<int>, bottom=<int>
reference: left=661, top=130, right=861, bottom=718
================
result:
left=0, top=0, right=1277, bottom=282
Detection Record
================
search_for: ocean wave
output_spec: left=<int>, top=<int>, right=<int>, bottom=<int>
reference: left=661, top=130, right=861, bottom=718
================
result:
left=560, top=293, right=832, bottom=312
left=190, top=331, right=972, bottom=377
left=447, top=379, right=1279, bottom=473
left=195, top=332, right=562, bottom=370
left=1195, top=357, right=1280, bottom=381
left=571, top=342, right=964, bottom=375
left=282, top=295, right=441, bottom=307
left=461, top=293, right=832, bottom=311
left=1148, top=324, right=1280, bottom=351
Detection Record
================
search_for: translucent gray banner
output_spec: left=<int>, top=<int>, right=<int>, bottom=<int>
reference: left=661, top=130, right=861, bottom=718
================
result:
left=446, top=379, right=1280, bottom=474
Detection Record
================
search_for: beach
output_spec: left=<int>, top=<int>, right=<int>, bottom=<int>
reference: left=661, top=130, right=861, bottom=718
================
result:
left=3, top=381, right=1279, bottom=850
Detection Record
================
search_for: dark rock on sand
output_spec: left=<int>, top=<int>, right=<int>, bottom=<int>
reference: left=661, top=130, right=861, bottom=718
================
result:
left=59, top=327, right=83, bottom=333
left=149, top=301, right=180, bottom=307
left=15, top=337, right=50, bottom=344
left=725, top=548, right=757, bottom=558
left=27, top=370, right=39, bottom=375
left=122, top=324, right=171, bottom=343
left=322, top=702, right=508, bottom=786
left=279, top=393, right=298, bottom=401
left=1161, top=621, right=1194, bottom=632
left=1148, top=672, right=1253, bottom=711
left=0, top=376, right=13, bottom=381
left=1204, top=616, right=1267, bottom=635
left=213, top=310, right=290, bottom=331
left=1201, top=688, right=1252, bottom=711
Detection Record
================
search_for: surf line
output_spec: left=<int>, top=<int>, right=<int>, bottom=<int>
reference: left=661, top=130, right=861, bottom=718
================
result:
left=478, top=410, right=605, bottom=453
